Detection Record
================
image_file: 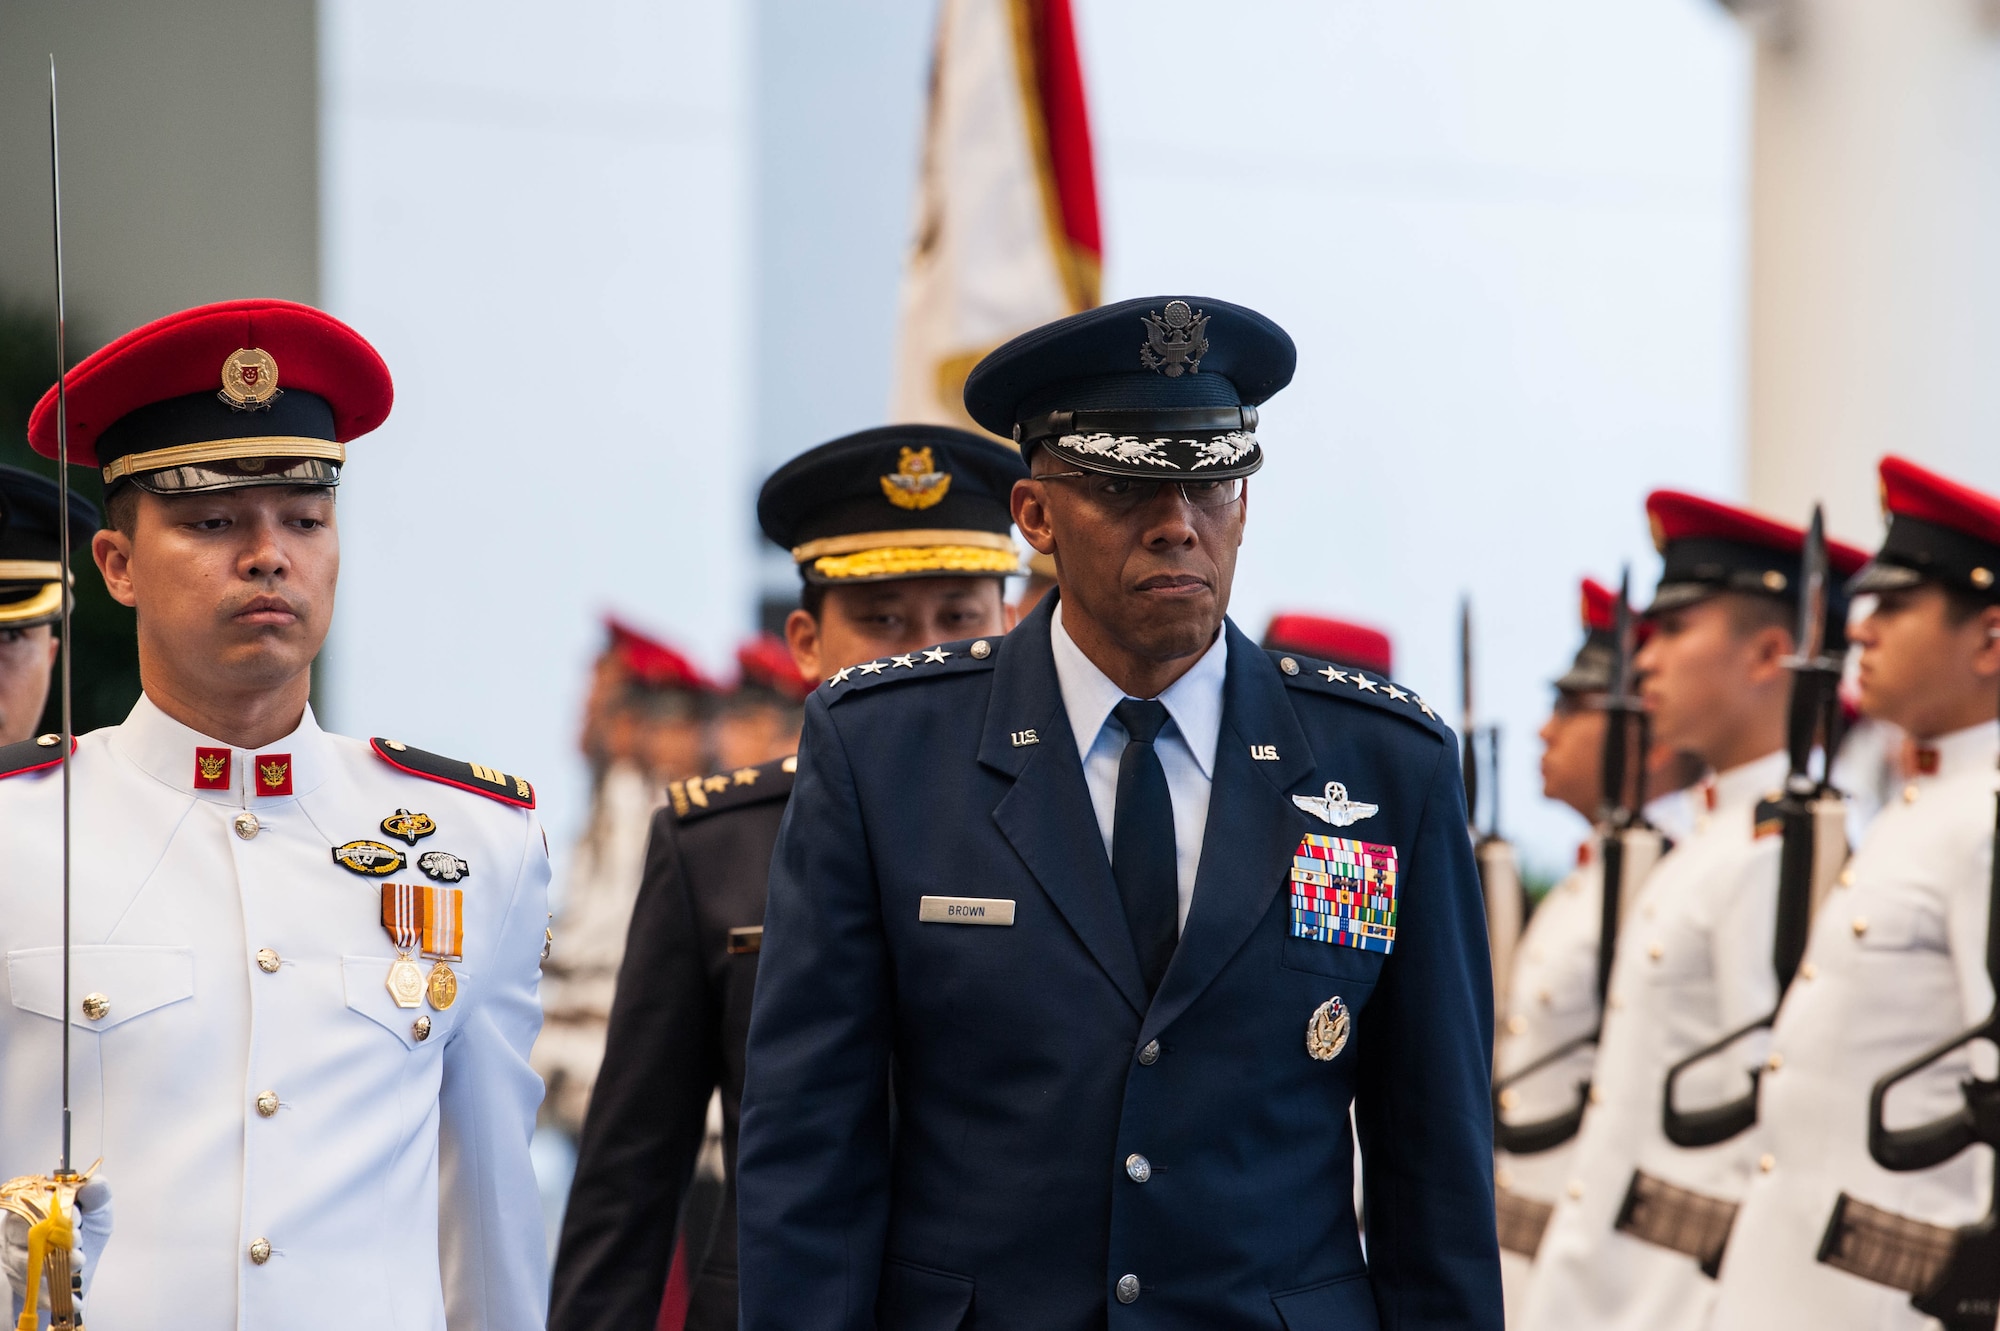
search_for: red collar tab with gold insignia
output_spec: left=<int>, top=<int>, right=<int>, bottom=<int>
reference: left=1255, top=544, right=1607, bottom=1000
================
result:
left=25, top=298, right=392, bottom=496
left=1851, top=456, right=2000, bottom=603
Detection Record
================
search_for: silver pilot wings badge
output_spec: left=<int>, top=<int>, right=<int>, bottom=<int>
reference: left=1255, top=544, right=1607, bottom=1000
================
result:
left=1292, top=781, right=1379, bottom=827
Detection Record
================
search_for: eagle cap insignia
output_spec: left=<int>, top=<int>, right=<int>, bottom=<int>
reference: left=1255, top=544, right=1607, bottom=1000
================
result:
left=880, top=446, right=952, bottom=511
left=1139, top=300, right=1209, bottom=377
left=1307, top=995, right=1351, bottom=1061
left=218, top=347, right=283, bottom=411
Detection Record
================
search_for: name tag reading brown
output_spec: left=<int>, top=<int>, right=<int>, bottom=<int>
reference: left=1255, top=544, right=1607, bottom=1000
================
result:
left=918, top=896, right=1016, bottom=926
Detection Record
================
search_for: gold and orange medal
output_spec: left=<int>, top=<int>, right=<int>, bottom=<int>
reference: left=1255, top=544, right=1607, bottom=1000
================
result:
left=381, top=882, right=464, bottom=1011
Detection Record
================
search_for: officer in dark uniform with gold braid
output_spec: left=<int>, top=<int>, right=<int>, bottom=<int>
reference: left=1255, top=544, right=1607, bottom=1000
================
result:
left=547, top=426, right=1024, bottom=1331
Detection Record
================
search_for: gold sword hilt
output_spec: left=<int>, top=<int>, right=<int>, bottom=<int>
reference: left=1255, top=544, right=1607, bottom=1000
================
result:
left=3, top=1168, right=95, bottom=1331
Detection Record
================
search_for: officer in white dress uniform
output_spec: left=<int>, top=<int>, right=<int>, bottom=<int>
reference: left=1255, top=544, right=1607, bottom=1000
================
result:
left=1495, top=577, right=1702, bottom=1322
left=1710, top=455, right=2000, bottom=1331
left=1520, top=491, right=1868, bottom=1331
left=0, top=300, right=550, bottom=1329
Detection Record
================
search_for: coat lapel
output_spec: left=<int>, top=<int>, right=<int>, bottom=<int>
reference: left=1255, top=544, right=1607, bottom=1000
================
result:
left=1139, top=622, right=1317, bottom=1047
left=980, top=598, right=1150, bottom=1019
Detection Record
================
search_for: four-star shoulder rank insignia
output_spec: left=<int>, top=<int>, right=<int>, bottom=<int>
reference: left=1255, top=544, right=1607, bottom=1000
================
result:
left=370, top=739, right=535, bottom=808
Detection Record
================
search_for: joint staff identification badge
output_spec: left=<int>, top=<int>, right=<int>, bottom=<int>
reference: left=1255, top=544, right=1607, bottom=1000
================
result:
left=1290, top=834, right=1399, bottom=955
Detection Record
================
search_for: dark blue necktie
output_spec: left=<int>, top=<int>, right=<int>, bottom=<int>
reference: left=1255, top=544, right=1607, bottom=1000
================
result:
left=1111, top=698, right=1179, bottom=999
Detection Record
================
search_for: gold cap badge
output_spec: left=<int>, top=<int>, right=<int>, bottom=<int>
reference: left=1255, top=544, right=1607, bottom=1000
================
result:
left=219, top=347, right=282, bottom=410
left=881, top=447, right=952, bottom=511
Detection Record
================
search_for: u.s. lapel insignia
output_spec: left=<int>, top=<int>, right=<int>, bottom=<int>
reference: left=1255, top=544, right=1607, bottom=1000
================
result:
left=1292, top=782, right=1379, bottom=827
left=332, top=839, right=406, bottom=877
left=418, top=850, right=470, bottom=883
left=1139, top=300, right=1209, bottom=377
left=380, top=808, right=438, bottom=846
left=1307, top=996, right=1351, bottom=1061
left=880, top=446, right=952, bottom=510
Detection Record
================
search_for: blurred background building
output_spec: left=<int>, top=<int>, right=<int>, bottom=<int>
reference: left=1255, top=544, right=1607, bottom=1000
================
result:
left=6, top=0, right=1991, bottom=887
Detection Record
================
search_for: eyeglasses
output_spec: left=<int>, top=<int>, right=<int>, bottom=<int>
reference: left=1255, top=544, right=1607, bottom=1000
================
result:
left=1035, top=471, right=1245, bottom=515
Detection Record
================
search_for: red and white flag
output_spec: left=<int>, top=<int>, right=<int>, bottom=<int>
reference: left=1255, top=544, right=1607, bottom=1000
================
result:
left=890, top=0, right=1102, bottom=434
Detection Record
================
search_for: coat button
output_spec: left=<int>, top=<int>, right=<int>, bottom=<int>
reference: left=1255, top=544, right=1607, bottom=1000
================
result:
left=1137, top=1040, right=1159, bottom=1066
left=970, top=639, right=992, bottom=659
left=1125, top=1153, right=1151, bottom=1183
left=1567, top=1180, right=1584, bottom=1200
left=412, top=1015, right=433, bottom=1042
left=256, top=1091, right=280, bottom=1117
left=1903, top=783, right=1921, bottom=805
left=1505, top=1015, right=1527, bottom=1036
left=1498, top=1089, right=1520, bottom=1112
left=1766, top=1052, right=1784, bottom=1072
left=1759, top=1153, right=1775, bottom=1173
left=1799, top=961, right=1816, bottom=981
left=1647, top=942, right=1664, bottom=961
left=248, top=1238, right=272, bottom=1264
left=81, top=993, right=109, bottom=1021
left=256, top=948, right=281, bottom=974
left=234, top=812, right=261, bottom=840
left=1279, top=656, right=1299, bottom=676
left=1852, top=916, right=1869, bottom=937
left=1115, top=1274, right=1141, bottom=1304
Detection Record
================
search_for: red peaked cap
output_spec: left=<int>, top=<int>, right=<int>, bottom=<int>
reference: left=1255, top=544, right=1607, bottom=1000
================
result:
left=735, top=633, right=814, bottom=703
left=27, top=299, right=393, bottom=469
left=1644, top=490, right=1869, bottom=615
left=1261, top=613, right=1393, bottom=677
left=1853, top=456, right=2000, bottom=599
left=605, top=617, right=713, bottom=692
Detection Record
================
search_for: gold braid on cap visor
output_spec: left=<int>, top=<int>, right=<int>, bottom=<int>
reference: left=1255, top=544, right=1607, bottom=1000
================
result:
left=102, top=437, right=345, bottom=485
left=0, top=581, right=65, bottom=626
left=808, top=544, right=1023, bottom=582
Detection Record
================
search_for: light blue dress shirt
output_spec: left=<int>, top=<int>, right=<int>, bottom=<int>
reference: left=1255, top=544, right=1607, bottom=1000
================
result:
left=1049, top=602, right=1227, bottom=932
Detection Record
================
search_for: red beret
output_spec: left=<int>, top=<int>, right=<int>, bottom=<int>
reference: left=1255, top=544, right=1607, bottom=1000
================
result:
left=735, top=634, right=813, bottom=703
left=1261, top=613, right=1393, bottom=677
left=605, top=617, right=713, bottom=692
left=1852, top=456, right=2000, bottom=599
left=28, top=299, right=391, bottom=489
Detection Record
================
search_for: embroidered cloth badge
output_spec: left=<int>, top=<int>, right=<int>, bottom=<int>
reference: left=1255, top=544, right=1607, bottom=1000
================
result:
left=1290, top=834, right=1399, bottom=954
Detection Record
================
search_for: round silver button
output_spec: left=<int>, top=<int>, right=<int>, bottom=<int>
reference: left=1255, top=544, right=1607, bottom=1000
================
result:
left=970, top=639, right=991, bottom=659
left=34, top=733, right=59, bottom=747
left=1137, top=1040, right=1159, bottom=1066
left=1115, top=1273, right=1141, bottom=1304
left=256, top=948, right=281, bottom=974
left=1125, top=1153, right=1151, bottom=1183
left=1279, top=656, right=1299, bottom=676
left=234, top=812, right=261, bottom=840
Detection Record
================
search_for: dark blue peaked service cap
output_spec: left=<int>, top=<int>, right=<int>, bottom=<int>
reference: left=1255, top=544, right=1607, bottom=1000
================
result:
left=962, top=295, right=1296, bottom=481
left=0, top=464, right=100, bottom=629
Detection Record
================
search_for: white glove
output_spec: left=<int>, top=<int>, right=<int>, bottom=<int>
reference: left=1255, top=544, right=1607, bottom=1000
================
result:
left=4, top=1178, right=112, bottom=1324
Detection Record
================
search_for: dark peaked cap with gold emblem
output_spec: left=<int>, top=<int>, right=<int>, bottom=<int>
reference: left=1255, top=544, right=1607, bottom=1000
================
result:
left=961, top=294, right=1295, bottom=480
left=0, top=466, right=99, bottom=628
left=1850, top=455, right=2000, bottom=603
left=27, top=298, right=393, bottom=494
left=758, top=424, right=1028, bottom=585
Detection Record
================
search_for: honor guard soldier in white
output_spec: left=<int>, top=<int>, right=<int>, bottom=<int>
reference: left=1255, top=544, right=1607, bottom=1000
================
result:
left=737, top=298, right=1503, bottom=1329
left=0, top=467, right=98, bottom=746
left=0, top=300, right=552, bottom=1329
left=1520, top=494, right=1868, bottom=1331
left=1709, top=456, right=2000, bottom=1331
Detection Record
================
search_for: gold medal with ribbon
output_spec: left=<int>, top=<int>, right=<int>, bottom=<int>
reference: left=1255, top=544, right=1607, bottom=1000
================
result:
left=381, top=881, right=464, bottom=1011
left=422, top=883, right=462, bottom=1011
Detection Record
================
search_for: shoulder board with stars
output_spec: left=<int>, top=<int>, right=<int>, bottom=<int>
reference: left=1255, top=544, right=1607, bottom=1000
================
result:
left=1266, top=650, right=1452, bottom=743
left=370, top=738, right=536, bottom=809
left=820, top=637, right=999, bottom=707
left=670, top=753, right=797, bottom=822
left=0, top=733, right=73, bottom=782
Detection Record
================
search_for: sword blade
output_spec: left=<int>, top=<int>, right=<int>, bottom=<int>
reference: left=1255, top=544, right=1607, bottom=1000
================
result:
left=49, top=54, right=75, bottom=1179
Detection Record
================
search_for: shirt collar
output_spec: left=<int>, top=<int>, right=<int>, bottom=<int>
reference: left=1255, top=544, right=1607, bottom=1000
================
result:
left=109, top=691, right=332, bottom=806
left=1910, top=719, right=2000, bottom=782
left=1050, top=601, right=1228, bottom=778
left=1711, top=749, right=1791, bottom=815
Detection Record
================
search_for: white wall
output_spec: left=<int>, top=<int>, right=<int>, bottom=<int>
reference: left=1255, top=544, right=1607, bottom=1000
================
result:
left=320, top=0, right=1751, bottom=874
left=1076, top=0, right=1752, bottom=871
left=318, top=0, right=753, bottom=845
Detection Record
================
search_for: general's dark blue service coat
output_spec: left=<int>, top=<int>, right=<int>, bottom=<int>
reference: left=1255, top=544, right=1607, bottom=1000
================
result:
left=738, top=600, right=1500, bottom=1330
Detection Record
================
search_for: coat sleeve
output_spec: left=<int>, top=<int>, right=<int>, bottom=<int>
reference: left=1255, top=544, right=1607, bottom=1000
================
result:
left=548, top=809, right=721, bottom=1331
left=438, top=808, right=553, bottom=1331
left=1352, top=738, right=1503, bottom=1329
left=737, top=698, right=895, bottom=1331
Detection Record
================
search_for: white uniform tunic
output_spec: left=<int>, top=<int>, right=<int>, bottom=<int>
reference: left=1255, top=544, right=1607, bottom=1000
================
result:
left=1495, top=847, right=1603, bottom=1322
left=0, top=697, right=551, bottom=1330
left=1520, top=752, right=1787, bottom=1331
left=1711, top=721, right=1998, bottom=1331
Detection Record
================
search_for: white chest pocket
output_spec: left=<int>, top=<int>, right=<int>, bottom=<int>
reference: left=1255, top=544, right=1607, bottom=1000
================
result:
left=1847, top=883, right=1947, bottom=955
left=7, top=946, right=195, bottom=1030
left=340, top=956, right=472, bottom=1049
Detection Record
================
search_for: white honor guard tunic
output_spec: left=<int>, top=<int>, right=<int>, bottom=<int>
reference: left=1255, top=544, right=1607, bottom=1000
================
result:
left=1520, top=752, right=1787, bottom=1331
left=1494, top=844, right=1603, bottom=1321
left=0, top=697, right=551, bottom=1330
left=1711, top=721, right=1998, bottom=1331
